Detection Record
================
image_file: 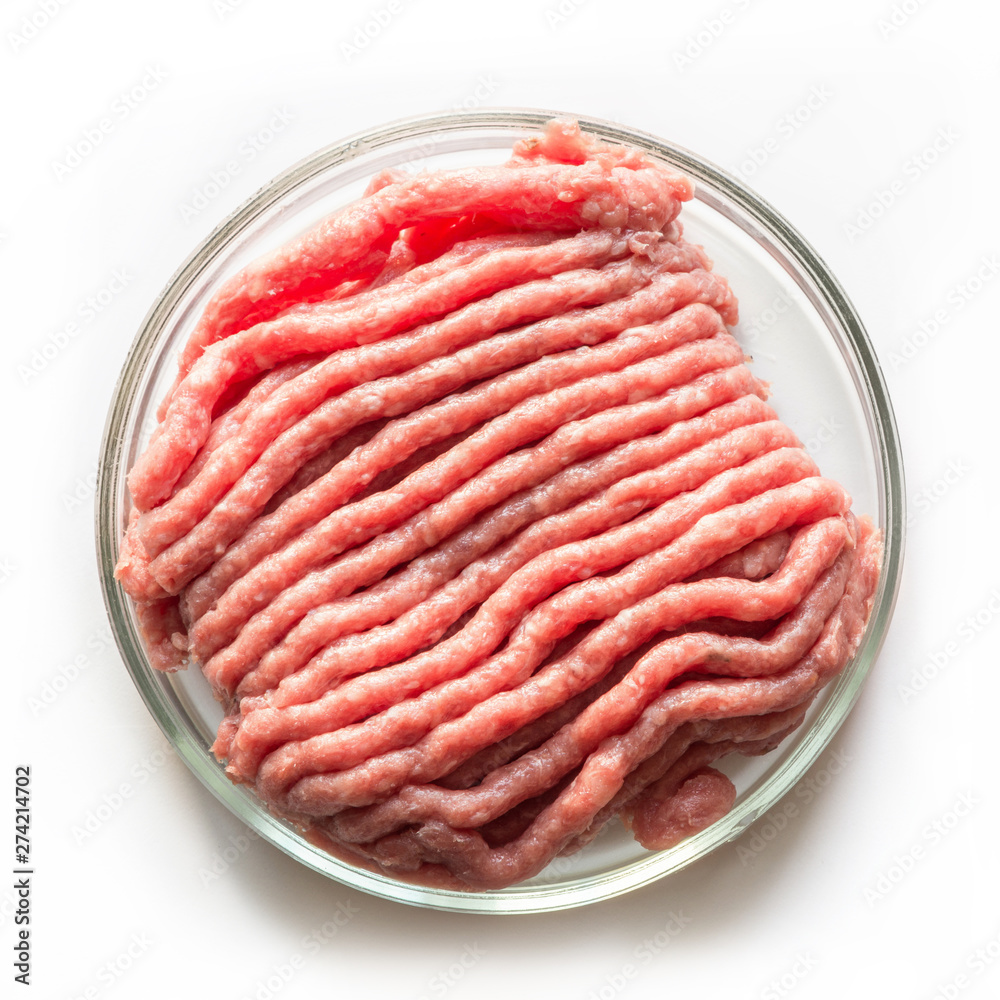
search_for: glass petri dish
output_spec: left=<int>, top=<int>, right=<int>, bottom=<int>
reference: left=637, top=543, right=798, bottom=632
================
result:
left=95, top=108, right=904, bottom=914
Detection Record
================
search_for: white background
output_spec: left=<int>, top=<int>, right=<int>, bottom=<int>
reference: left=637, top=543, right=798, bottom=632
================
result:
left=3, top=1, right=1000, bottom=997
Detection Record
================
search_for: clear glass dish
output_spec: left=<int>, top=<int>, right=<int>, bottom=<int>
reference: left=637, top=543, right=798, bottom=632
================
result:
left=95, top=108, right=904, bottom=914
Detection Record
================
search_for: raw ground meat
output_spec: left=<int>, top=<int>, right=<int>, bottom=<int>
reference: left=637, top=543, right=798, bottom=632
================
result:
left=115, top=119, right=882, bottom=891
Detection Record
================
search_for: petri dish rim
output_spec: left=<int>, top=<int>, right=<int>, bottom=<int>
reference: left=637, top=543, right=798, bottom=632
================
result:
left=95, top=107, right=904, bottom=915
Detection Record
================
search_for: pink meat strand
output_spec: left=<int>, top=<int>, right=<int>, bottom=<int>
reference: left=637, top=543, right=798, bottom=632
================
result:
left=175, top=143, right=693, bottom=376
left=254, top=472, right=845, bottom=808
left=689, top=531, right=792, bottom=582
left=115, top=507, right=169, bottom=603
left=230, top=383, right=775, bottom=703
left=133, top=597, right=189, bottom=673
left=145, top=289, right=733, bottom=595
left=173, top=357, right=321, bottom=492
left=132, top=229, right=640, bottom=512
left=178, top=262, right=735, bottom=620
left=434, top=651, right=635, bottom=794
left=190, top=329, right=746, bottom=667
left=386, top=524, right=879, bottom=888
left=260, top=419, right=389, bottom=517
left=575, top=705, right=808, bottom=854
left=221, top=421, right=809, bottom=778
left=303, top=516, right=854, bottom=842
left=192, top=310, right=740, bottom=676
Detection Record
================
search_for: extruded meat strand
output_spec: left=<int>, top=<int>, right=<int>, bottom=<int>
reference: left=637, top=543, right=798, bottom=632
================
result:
left=435, top=652, right=635, bottom=793
left=174, top=357, right=321, bottom=492
left=117, top=507, right=170, bottom=604
left=375, top=523, right=878, bottom=888
left=189, top=329, right=747, bottom=666
left=230, top=382, right=774, bottom=702
left=624, top=761, right=739, bottom=853
left=135, top=229, right=637, bottom=522
left=133, top=157, right=697, bottom=511
left=196, top=317, right=745, bottom=683
left=689, top=531, right=792, bottom=582
left=180, top=264, right=737, bottom=621
left=256, top=476, right=847, bottom=809
left=320, top=531, right=855, bottom=849
left=261, top=419, right=389, bottom=516
left=575, top=705, right=808, bottom=854
left=176, top=128, right=693, bottom=374
left=133, top=596, right=188, bottom=673
left=146, top=288, right=734, bottom=595
left=221, top=421, right=810, bottom=776
left=115, top=121, right=884, bottom=889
